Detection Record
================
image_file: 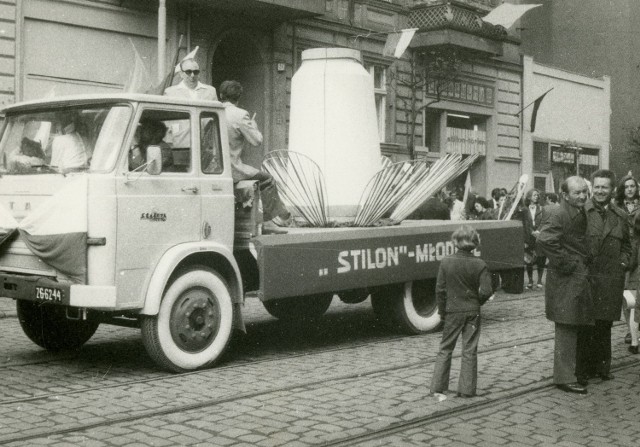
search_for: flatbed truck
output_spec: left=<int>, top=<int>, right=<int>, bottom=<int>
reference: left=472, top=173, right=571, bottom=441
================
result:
left=0, top=94, right=523, bottom=372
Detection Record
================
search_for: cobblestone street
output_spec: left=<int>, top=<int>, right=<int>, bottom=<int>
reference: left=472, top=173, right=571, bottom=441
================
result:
left=0, top=289, right=639, bottom=446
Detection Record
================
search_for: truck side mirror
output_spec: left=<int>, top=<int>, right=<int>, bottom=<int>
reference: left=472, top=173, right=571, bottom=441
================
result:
left=146, top=145, right=162, bottom=175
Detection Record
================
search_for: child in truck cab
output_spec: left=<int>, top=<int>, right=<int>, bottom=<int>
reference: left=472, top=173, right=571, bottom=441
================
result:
left=129, top=119, right=174, bottom=171
left=219, top=80, right=292, bottom=234
left=430, top=225, right=493, bottom=399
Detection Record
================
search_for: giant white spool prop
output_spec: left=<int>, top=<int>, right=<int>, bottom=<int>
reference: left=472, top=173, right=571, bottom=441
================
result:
left=288, top=48, right=382, bottom=218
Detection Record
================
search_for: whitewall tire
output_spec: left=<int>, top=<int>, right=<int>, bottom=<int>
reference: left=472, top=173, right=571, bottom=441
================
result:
left=142, top=267, right=234, bottom=372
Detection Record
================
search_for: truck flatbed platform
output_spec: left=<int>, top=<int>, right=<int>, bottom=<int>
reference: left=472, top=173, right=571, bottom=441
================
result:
left=254, top=219, right=523, bottom=300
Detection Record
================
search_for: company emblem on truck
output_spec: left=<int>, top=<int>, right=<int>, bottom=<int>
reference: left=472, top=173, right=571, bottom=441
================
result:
left=140, top=211, right=167, bottom=222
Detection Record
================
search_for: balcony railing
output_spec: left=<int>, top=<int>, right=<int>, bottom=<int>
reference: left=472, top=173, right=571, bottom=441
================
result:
left=409, top=1, right=508, bottom=41
left=445, top=127, right=486, bottom=155
left=414, top=0, right=501, bottom=13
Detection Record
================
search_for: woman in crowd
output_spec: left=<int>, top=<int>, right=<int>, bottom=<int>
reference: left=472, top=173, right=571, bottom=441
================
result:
left=523, top=189, right=546, bottom=289
left=470, top=197, right=495, bottom=220
left=616, top=174, right=640, bottom=352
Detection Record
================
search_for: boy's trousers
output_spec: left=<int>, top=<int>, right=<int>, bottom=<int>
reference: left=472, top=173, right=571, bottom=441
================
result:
left=430, top=312, right=481, bottom=396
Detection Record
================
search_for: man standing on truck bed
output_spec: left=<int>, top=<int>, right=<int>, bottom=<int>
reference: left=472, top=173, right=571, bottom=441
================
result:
left=163, top=58, right=217, bottom=101
left=537, top=176, right=593, bottom=394
left=219, top=80, right=291, bottom=233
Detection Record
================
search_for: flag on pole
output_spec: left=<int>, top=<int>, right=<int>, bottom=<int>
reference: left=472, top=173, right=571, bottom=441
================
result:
left=530, top=90, right=551, bottom=132
left=174, top=46, right=199, bottom=74
left=147, top=35, right=185, bottom=95
left=382, top=28, right=418, bottom=59
left=545, top=170, right=555, bottom=194
left=17, top=176, right=88, bottom=283
left=124, top=39, right=153, bottom=93
left=462, top=170, right=472, bottom=206
left=483, top=4, right=542, bottom=29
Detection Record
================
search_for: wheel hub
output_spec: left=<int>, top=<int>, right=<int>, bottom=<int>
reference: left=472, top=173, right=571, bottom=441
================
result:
left=170, top=287, right=221, bottom=352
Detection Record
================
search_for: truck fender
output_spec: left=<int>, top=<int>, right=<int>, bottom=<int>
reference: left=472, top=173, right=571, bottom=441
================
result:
left=140, top=242, right=244, bottom=331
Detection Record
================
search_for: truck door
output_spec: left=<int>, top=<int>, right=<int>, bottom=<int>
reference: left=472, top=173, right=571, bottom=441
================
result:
left=115, top=108, right=201, bottom=308
left=198, top=111, right=234, bottom=248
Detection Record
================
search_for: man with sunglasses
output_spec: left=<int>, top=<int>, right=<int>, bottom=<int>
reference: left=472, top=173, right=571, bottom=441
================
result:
left=164, top=58, right=217, bottom=101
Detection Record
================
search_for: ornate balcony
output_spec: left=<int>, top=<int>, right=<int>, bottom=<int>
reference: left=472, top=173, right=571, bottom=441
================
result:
left=414, top=0, right=501, bottom=14
left=408, top=1, right=510, bottom=56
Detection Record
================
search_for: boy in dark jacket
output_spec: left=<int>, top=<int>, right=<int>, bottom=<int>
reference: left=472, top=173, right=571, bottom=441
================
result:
left=430, top=225, right=493, bottom=399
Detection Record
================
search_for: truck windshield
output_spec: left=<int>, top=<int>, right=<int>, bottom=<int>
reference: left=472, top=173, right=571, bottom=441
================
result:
left=0, top=104, right=132, bottom=174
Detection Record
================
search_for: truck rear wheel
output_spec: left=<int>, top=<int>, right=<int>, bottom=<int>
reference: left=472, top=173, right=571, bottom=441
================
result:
left=262, top=293, right=333, bottom=320
left=371, top=279, right=441, bottom=334
left=141, top=267, right=234, bottom=372
left=17, top=301, right=99, bottom=351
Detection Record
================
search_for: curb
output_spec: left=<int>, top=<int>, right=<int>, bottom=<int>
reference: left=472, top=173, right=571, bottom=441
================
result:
left=0, top=311, right=17, bottom=319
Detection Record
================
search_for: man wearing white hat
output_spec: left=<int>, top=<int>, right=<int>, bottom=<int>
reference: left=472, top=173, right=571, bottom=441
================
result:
left=164, top=58, right=217, bottom=101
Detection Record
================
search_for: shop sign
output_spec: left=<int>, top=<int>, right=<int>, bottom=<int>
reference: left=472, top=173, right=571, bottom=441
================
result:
left=426, top=80, right=495, bottom=106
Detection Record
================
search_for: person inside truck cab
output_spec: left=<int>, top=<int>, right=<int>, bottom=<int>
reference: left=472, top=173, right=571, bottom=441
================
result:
left=129, top=119, right=174, bottom=171
left=50, top=112, right=89, bottom=170
left=220, top=80, right=292, bottom=233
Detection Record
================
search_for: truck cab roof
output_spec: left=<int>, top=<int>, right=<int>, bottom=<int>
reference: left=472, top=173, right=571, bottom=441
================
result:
left=1, top=93, right=225, bottom=114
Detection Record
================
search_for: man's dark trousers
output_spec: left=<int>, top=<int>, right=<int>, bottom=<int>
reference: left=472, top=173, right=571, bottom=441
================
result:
left=576, top=319, right=613, bottom=378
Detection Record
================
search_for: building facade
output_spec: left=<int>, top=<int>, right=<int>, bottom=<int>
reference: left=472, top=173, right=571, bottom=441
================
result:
left=518, top=0, right=637, bottom=179
left=0, top=0, right=610, bottom=196
left=521, top=56, right=610, bottom=193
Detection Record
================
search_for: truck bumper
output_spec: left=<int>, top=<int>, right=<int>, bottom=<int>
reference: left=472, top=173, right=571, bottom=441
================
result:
left=0, top=273, right=116, bottom=309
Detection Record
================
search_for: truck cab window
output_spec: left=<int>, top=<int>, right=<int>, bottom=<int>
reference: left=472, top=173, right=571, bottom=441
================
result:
left=200, top=112, right=223, bottom=174
left=0, top=105, right=131, bottom=174
left=129, top=110, right=191, bottom=173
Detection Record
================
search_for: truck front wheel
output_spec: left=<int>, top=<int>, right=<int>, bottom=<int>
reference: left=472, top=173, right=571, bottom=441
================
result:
left=17, top=301, right=99, bottom=351
left=371, top=279, right=441, bottom=334
left=141, top=267, right=234, bottom=372
left=262, top=293, right=333, bottom=320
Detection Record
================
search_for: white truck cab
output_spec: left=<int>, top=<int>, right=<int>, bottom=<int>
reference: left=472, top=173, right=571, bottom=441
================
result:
left=0, top=94, right=245, bottom=371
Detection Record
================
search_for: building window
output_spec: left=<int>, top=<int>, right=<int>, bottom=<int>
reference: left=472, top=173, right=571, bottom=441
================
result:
left=532, top=140, right=600, bottom=192
left=533, top=141, right=550, bottom=173
left=366, top=64, right=387, bottom=142
left=533, top=176, right=547, bottom=191
left=423, top=110, right=487, bottom=155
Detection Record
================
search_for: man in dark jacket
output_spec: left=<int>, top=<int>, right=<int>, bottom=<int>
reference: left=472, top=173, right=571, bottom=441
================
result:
left=537, top=176, right=592, bottom=394
left=576, top=170, right=631, bottom=385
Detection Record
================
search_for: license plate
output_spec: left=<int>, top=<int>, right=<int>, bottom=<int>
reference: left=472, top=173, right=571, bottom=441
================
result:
left=35, top=286, right=64, bottom=303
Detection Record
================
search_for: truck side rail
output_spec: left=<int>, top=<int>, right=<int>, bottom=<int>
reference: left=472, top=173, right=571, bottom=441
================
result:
left=254, top=220, right=524, bottom=300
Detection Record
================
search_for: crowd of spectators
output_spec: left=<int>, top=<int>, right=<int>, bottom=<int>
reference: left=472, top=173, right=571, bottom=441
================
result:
left=429, top=171, right=640, bottom=398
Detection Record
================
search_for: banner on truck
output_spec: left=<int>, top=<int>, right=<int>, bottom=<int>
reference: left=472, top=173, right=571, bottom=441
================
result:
left=1, top=176, right=89, bottom=283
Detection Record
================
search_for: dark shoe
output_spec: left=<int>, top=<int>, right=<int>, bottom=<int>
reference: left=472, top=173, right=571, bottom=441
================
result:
left=456, top=392, right=476, bottom=398
left=596, top=372, right=614, bottom=381
left=556, top=383, right=587, bottom=394
left=625, top=333, right=632, bottom=344
left=629, top=345, right=639, bottom=354
left=576, top=376, right=589, bottom=387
